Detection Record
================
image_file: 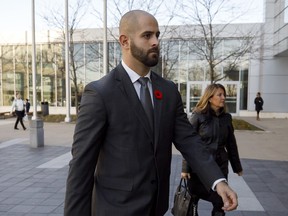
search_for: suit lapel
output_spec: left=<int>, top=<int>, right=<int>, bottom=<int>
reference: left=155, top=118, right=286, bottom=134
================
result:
left=151, top=72, right=163, bottom=152
left=115, top=64, right=154, bottom=141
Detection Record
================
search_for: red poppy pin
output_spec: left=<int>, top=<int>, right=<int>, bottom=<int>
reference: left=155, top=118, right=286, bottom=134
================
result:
left=154, top=90, right=163, bottom=100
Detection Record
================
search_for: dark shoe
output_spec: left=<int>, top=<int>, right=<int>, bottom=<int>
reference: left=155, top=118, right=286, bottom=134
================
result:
left=23, top=127, right=26, bottom=130
left=14, top=128, right=19, bottom=130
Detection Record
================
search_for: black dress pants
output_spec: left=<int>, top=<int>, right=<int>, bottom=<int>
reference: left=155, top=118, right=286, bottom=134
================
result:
left=14, top=110, right=26, bottom=130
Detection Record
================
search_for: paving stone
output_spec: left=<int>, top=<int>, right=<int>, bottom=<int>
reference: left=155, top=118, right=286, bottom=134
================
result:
left=0, top=118, right=288, bottom=215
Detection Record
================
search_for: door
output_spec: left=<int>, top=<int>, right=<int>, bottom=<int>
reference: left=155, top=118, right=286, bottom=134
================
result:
left=186, top=82, right=239, bottom=115
left=222, top=82, right=239, bottom=114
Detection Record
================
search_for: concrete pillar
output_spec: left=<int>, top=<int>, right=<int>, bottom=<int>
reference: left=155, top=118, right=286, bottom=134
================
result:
left=29, top=119, right=44, bottom=148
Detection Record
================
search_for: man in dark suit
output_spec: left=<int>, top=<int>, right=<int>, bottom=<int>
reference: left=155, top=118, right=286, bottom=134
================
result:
left=64, top=10, right=238, bottom=216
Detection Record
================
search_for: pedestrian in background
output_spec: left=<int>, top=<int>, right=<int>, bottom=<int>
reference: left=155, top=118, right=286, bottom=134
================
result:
left=254, top=92, right=264, bottom=120
left=181, top=83, right=243, bottom=216
left=11, top=93, right=26, bottom=130
left=25, top=98, right=31, bottom=114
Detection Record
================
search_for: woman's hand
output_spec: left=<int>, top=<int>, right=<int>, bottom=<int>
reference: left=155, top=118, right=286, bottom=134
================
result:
left=181, top=172, right=190, bottom=179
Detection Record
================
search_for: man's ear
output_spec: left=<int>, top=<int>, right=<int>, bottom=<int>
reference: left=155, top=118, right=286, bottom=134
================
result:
left=119, top=35, right=129, bottom=49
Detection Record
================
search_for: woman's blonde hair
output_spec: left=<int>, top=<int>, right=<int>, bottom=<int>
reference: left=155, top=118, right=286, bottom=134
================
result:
left=193, top=83, right=226, bottom=113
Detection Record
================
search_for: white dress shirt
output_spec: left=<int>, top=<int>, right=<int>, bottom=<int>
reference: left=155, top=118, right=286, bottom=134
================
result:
left=122, top=60, right=154, bottom=106
left=11, top=99, right=24, bottom=112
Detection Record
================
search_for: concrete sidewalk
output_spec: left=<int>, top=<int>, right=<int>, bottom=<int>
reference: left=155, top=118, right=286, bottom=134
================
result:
left=170, top=117, right=288, bottom=216
left=0, top=117, right=287, bottom=215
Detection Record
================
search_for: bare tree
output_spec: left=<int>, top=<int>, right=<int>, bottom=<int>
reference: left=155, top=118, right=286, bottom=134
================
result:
left=42, top=0, right=91, bottom=113
left=91, top=0, right=182, bottom=78
left=178, top=0, right=258, bottom=83
left=159, top=39, right=185, bottom=79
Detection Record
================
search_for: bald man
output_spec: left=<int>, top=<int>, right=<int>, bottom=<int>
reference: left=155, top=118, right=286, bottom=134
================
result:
left=64, top=10, right=238, bottom=216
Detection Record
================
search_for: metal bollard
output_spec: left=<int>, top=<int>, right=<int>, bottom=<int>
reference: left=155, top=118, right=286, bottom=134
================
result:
left=29, top=118, right=44, bottom=148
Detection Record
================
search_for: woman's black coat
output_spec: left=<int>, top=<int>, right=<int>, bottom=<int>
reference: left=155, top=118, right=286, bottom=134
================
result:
left=182, top=109, right=243, bottom=187
left=254, top=97, right=264, bottom=111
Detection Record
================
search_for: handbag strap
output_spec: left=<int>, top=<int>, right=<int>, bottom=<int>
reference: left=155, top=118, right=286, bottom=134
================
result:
left=177, top=178, right=191, bottom=199
left=177, top=178, right=183, bottom=193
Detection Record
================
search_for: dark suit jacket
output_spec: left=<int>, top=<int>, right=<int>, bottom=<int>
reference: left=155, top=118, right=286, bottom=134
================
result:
left=64, top=63, right=224, bottom=216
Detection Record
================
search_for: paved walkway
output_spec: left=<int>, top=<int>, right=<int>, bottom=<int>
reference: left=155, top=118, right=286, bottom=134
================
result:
left=0, top=117, right=287, bottom=216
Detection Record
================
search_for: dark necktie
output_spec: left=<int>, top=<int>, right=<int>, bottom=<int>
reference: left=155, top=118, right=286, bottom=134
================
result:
left=138, top=77, right=154, bottom=130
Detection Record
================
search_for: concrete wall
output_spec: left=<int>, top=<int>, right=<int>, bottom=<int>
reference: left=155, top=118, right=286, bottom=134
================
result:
left=247, top=0, right=288, bottom=114
left=248, top=57, right=288, bottom=113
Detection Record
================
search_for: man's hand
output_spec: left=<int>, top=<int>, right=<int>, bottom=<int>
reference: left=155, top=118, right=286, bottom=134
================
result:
left=216, top=181, right=238, bottom=211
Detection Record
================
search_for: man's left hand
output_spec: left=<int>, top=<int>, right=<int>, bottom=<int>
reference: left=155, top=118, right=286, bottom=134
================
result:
left=216, top=181, right=238, bottom=211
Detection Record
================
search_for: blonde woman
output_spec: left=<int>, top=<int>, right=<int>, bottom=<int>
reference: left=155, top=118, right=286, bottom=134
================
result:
left=11, top=93, right=26, bottom=130
left=181, top=83, right=243, bottom=216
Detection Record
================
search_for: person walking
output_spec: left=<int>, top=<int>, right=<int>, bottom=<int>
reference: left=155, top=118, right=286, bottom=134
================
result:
left=64, top=10, right=238, bottom=216
left=11, top=93, right=26, bottom=130
left=181, top=83, right=243, bottom=216
left=254, top=92, right=264, bottom=120
left=25, top=98, right=31, bottom=114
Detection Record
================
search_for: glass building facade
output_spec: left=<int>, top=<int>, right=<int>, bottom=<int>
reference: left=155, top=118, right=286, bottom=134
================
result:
left=0, top=32, right=249, bottom=115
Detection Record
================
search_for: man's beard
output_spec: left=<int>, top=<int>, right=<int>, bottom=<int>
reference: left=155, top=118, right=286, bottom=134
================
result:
left=130, top=41, right=159, bottom=67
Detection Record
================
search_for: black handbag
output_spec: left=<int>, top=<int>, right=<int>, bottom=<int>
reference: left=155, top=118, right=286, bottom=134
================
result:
left=171, top=178, right=192, bottom=216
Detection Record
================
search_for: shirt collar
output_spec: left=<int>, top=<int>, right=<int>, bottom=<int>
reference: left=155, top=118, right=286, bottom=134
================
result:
left=122, top=60, right=151, bottom=84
